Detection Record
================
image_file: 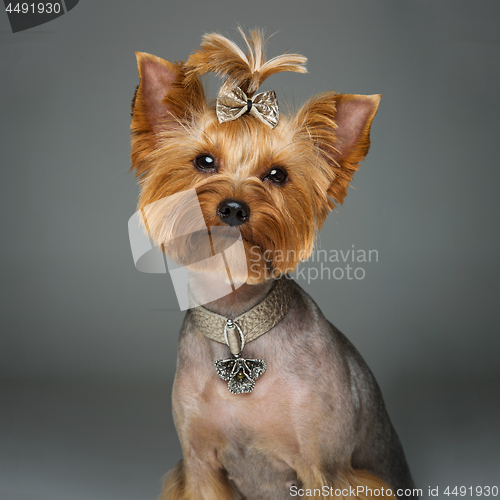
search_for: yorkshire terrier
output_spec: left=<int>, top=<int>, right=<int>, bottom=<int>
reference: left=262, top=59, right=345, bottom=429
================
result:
left=130, top=29, right=415, bottom=500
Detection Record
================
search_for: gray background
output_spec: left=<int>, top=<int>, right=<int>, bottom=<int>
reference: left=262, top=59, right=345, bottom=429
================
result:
left=1, top=0, right=499, bottom=499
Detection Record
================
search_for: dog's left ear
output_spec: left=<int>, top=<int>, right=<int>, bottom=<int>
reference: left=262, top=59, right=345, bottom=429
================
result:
left=296, top=93, right=380, bottom=204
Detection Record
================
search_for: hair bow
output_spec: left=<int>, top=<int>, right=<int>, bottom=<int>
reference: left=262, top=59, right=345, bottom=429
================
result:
left=216, top=87, right=279, bottom=129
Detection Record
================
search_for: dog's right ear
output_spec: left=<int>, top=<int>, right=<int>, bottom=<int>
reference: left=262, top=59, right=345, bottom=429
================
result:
left=130, top=53, right=206, bottom=178
left=132, top=52, right=206, bottom=131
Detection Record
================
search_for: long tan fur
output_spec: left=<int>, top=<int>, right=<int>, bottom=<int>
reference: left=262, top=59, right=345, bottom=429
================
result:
left=184, top=28, right=307, bottom=96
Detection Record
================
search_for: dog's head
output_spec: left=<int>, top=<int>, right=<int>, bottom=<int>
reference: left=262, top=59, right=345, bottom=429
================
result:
left=130, top=29, right=380, bottom=284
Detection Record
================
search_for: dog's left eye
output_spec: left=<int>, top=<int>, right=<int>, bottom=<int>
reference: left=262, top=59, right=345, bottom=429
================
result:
left=194, top=154, right=217, bottom=172
left=263, top=167, right=288, bottom=185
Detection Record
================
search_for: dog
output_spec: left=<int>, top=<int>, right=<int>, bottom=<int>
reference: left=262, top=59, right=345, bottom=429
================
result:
left=130, top=29, right=416, bottom=500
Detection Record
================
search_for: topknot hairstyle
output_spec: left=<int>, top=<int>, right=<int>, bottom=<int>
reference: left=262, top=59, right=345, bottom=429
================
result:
left=183, top=28, right=307, bottom=96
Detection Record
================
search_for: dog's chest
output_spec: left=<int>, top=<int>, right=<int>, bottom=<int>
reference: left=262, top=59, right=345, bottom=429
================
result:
left=175, top=359, right=308, bottom=451
left=174, top=362, right=308, bottom=498
left=173, top=311, right=337, bottom=458
left=172, top=304, right=347, bottom=497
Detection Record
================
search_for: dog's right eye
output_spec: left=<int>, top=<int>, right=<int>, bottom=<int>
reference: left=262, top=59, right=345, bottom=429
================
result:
left=194, top=154, right=217, bottom=172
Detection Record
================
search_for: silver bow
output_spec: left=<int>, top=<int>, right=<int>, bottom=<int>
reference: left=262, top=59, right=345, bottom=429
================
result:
left=216, top=87, right=279, bottom=129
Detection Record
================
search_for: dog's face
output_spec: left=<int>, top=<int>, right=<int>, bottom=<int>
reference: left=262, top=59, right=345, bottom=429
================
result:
left=130, top=46, right=380, bottom=284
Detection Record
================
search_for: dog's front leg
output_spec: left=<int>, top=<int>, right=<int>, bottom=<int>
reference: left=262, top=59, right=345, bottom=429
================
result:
left=297, top=466, right=395, bottom=500
left=159, top=457, right=238, bottom=500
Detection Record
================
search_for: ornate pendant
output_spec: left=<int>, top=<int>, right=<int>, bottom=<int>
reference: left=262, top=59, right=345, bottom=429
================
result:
left=215, top=356, right=266, bottom=394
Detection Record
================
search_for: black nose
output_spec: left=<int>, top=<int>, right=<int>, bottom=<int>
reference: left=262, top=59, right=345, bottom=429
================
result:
left=217, top=199, right=250, bottom=226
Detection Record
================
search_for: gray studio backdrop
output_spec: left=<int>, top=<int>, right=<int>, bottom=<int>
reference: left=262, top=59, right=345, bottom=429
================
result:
left=1, top=1, right=499, bottom=499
